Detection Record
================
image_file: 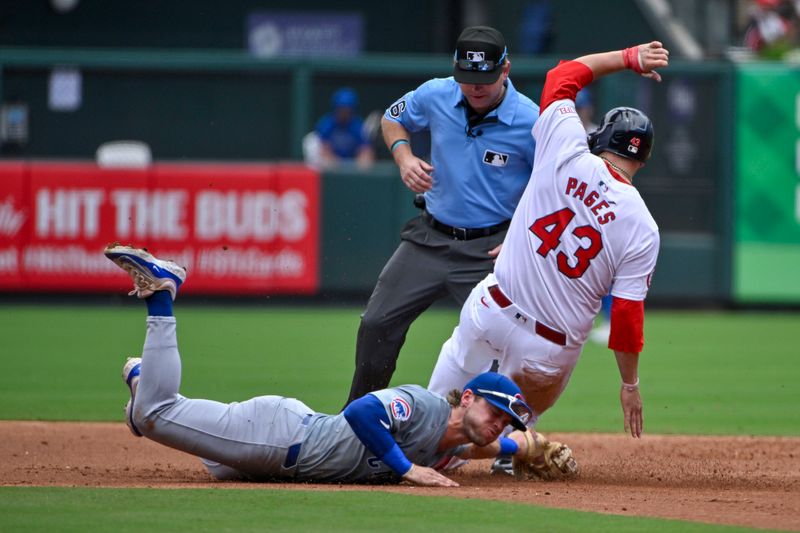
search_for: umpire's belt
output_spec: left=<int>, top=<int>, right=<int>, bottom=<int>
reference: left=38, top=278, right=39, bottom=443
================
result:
left=422, top=210, right=510, bottom=241
left=282, top=413, right=312, bottom=469
left=487, top=284, right=567, bottom=346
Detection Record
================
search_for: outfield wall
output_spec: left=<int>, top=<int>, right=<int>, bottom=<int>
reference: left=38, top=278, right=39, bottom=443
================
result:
left=0, top=159, right=734, bottom=304
left=11, top=49, right=800, bottom=304
left=733, top=64, right=800, bottom=304
left=0, top=161, right=319, bottom=295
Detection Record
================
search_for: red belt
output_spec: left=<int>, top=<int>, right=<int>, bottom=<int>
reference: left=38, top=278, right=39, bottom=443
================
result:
left=487, top=285, right=567, bottom=346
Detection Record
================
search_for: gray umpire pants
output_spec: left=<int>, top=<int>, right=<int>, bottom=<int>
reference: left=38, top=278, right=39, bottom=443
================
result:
left=344, top=215, right=507, bottom=406
left=132, top=317, right=314, bottom=481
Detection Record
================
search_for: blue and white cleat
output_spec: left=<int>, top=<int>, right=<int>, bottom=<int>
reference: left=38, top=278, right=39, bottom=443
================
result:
left=122, top=357, right=143, bottom=437
left=104, top=243, right=186, bottom=300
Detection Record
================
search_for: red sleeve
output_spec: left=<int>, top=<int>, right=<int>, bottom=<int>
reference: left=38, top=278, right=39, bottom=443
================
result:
left=608, top=297, right=645, bottom=353
left=539, top=60, right=595, bottom=112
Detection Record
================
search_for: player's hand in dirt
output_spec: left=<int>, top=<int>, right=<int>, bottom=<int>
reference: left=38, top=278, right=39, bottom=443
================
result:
left=397, top=153, right=434, bottom=193
left=402, top=464, right=459, bottom=487
left=620, top=385, right=643, bottom=438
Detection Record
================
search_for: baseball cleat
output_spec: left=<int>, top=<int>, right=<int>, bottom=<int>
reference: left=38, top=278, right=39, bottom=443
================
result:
left=122, top=357, right=143, bottom=437
left=104, top=243, right=186, bottom=300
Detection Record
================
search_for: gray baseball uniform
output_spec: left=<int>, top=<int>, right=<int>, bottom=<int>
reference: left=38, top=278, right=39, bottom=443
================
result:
left=133, top=317, right=458, bottom=483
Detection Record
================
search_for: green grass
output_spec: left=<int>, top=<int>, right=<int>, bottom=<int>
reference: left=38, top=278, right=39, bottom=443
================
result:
left=548, top=311, right=800, bottom=435
left=0, top=305, right=798, bottom=435
left=0, top=487, right=765, bottom=533
left=1, top=304, right=796, bottom=532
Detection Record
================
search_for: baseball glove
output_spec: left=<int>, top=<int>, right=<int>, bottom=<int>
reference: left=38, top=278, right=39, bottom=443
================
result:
left=512, top=430, right=579, bottom=481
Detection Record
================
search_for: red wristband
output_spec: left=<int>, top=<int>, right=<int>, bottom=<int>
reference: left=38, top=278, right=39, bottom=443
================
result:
left=622, top=46, right=643, bottom=74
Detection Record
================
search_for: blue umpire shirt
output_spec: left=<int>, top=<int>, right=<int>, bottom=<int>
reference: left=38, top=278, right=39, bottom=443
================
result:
left=384, top=77, right=539, bottom=228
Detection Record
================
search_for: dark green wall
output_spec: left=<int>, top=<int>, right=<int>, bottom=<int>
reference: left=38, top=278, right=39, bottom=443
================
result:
left=320, top=164, right=418, bottom=293
left=0, top=1, right=448, bottom=52
left=0, top=0, right=657, bottom=54
left=0, top=48, right=735, bottom=303
left=316, top=164, right=733, bottom=304
left=2, top=68, right=295, bottom=160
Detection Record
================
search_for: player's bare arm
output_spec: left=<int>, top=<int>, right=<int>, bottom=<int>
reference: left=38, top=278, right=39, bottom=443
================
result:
left=607, top=295, right=647, bottom=438
left=457, top=427, right=545, bottom=460
left=456, top=438, right=502, bottom=460
left=381, top=116, right=434, bottom=193
left=575, top=41, right=669, bottom=82
left=615, top=350, right=643, bottom=438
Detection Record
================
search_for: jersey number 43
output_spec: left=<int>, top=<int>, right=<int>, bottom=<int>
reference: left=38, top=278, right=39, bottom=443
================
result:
left=530, top=207, right=602, bottom=279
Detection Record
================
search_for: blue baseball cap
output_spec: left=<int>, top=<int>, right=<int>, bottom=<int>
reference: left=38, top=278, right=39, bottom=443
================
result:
left=463, top=372, right=533, bottom=431
left=332, top=88, right=358, bottom=109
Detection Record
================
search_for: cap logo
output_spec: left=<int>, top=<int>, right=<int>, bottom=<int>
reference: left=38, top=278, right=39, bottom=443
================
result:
left=466, top=51, right=485, bottom=62
left=627, top=137, right=641, bottom=154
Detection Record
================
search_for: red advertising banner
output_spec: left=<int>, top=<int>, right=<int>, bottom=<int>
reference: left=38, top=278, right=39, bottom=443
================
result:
left=0, top=162, right=27, bottom=289
left=0, top=161, right=319, bottom=295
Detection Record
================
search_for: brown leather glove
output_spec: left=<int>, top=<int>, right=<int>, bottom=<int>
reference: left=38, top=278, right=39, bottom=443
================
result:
left=512, top=430, right=579, bottom=481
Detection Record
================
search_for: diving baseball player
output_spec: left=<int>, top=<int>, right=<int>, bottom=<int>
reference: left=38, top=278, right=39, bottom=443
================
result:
left=428, top=41, right=670, bottom=468
left=105, top=244, right=572, bottom=485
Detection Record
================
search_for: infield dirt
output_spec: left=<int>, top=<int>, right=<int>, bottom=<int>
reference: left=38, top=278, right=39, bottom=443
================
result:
left=2, top=421, right=798, bottom=531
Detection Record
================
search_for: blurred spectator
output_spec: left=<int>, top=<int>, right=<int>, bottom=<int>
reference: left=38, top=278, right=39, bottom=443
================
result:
left=743, top=0, right=800, bottom=59
left=518, top=0, right=554, bottom=54
left=308, top=87, right=375, bottom=169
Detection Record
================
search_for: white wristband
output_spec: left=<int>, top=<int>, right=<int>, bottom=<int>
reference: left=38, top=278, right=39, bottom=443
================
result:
left=621, top=377, right=639, bottom=392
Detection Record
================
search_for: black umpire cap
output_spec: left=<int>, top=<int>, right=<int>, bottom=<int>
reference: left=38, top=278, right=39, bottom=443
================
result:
left=453, top=26, right=508, bottom=85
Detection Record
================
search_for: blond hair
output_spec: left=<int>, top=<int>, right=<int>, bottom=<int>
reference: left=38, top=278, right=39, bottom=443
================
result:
left=446, top=388, right=463, bottom=407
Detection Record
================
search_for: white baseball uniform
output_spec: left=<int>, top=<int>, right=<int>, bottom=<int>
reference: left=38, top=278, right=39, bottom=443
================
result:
left=429, top=69, right=659, bottom=422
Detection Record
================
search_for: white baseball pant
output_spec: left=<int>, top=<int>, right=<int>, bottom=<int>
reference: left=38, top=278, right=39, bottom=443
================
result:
left=428, top=273, right=582, bottom=425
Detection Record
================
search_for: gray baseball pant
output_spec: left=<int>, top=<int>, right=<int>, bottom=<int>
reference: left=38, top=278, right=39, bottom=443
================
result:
left=131, top=316, right=314, bottom=480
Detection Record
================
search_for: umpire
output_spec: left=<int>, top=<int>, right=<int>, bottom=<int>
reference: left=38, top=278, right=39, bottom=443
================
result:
left=344, top=26, right=539, bottom=405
